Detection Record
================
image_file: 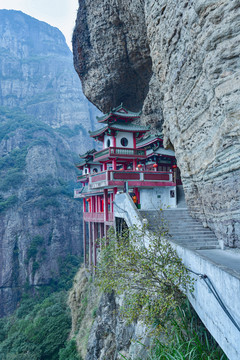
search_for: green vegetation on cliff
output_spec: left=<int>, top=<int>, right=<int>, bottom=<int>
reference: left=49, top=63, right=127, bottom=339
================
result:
left=97, top=225, right=193, bottom=333
left=96, top=226, right=227, bottom=359
left=0, top=107, right=78, bottom=210
left=0, top=255, right=82, bottom=360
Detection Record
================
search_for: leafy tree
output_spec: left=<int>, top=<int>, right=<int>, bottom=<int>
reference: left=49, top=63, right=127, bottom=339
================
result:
left=0, top=292, right=71, bottom=360
left=59, top=339, right=81, bottom=360
left=96, top=225, right=193, bottom=334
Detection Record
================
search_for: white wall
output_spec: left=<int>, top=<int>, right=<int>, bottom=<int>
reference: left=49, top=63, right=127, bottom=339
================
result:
left=140, top=187, right=177, bottom=210
left=174, top=244, right=240, bottom=360
left=114, top=193, right=240, bottom=360
left=104, top=134, right=113, bottom=148
left=116, top=131, right=134, bottom=148
left=90, top=164, right=102, bottom=173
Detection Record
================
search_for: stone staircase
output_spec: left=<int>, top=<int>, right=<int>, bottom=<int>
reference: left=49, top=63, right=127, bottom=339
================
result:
left=139, top=209, right=220, bottom=250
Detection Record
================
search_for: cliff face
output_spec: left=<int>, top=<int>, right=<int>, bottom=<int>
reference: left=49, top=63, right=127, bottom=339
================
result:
left=73, top=0, right=240, bottom=247
left=69, top=269, right=150, bottom=360
left=0, top=9, right=99, bottom=154
left=0, top=10, right=99, bottom=317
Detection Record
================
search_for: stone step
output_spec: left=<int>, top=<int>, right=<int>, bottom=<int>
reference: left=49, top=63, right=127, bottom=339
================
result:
left=163, top=217, right=203, bottom=222
left=147, top=226, right=215, bottom=234
left=147, top=218, right=202, bottom=223
left=165, top=226, right=213, bottom=231
left=140, top=208, right=219, bottom=250
left=171, top=239, right=219, bottom=244
left=149, top=224, right=209, bottom=230
left=180, top=244, right=220, bottom=250
left=169, top=230, right=216, bottom=235
left=171, top=235, right=217, bottom=241
left=170, top=238, right=219, bottom=245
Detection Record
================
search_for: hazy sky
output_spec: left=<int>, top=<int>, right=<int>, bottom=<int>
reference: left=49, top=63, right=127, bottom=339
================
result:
left=0, top=0, right=79, bottom=49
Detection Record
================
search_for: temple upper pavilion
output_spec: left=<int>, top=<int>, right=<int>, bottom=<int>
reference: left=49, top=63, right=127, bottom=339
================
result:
left=74, top=104, right=181, bottom=267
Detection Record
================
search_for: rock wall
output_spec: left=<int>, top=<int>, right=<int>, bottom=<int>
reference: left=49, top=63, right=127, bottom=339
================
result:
left=0, top=9, right=99, bottom=154
left=69, top=268, right=150, bottom=360
left=73, top=0, right=240, bottom=247
left=0, top=10, right=100, bottom=316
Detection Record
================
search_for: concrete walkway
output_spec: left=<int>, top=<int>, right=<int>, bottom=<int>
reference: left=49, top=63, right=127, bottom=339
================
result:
left=196, top=249, right=240, bottom=279
left=114, top=191, right=240, bottom=359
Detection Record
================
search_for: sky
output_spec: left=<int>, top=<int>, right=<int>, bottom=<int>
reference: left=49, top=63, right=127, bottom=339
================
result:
left=0, top=0, right=79, bottom=49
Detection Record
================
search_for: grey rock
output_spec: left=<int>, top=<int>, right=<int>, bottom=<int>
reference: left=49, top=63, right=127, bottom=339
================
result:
left=73, top=0, right=240, bottom=248
left=0, top=10, right=99, bottom=316
left=69, top=270, right=150, bottom=360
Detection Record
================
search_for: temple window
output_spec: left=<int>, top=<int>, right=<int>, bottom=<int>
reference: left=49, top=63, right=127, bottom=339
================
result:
left=120, top=137, right=128, bottom=147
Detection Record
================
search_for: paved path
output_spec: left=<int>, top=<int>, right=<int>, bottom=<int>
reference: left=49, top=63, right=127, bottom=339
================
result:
left=196, top=249, right=240, bottom=277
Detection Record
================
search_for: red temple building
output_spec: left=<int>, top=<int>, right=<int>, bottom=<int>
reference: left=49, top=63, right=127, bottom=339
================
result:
left=74, top=105, right=181, bottom=268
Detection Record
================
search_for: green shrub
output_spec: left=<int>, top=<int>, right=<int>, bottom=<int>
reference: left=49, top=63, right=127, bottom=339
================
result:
left=59, top=339, right=81, bottom=360
left=34, top=198, right=60, bottom=210
left=0, top=170, right=25, bottom=191
left=0, top=147, right=28, bottom=171
left=0, top=292, right=71, bottom=360
left=57, top=255, right=82, bottom=291
left=56, top=125, right=76, bottom=138
left=0, top=106, right=54, bottom=142
left=146, top=301, right=228, bottom=360
left=27, top=236, right=44, bottom=261
left=97, top=225, right=193, bottom=334
left=37, top=218, right=50, bottom=226
left=0, top=195, right=18, bottom=212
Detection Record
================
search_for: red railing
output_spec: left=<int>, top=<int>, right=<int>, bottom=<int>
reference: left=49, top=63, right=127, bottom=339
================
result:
left=83, top=212, right=104, bottom=221
left=93, top=147, right=146, bottom=161
left=88, top=170, right=173, bottom=189
left=83, top=212, right=114, bottom=222
left=77, top=174, right=88, bottom=182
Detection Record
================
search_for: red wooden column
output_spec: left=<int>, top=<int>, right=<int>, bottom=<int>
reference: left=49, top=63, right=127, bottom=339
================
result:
left=133, top=133, right=136, bottom=148
left=113, top=135, right=116, bottom=147
left=133, top=159, right=137, bottom=170
left=83, top=221, right=87, bottom=266
left=88, top=222, right=93, bottom=270
left=95, top=196, right=97, bottom=213
left=113, top=187, right=117, bottom=213
left=97, top=196, right=101, bottom=213
left=112, top=158, right=117, bottom=170
left=103, top=163, right=107, bottom=170
left=92, top=196, right=95, bottom=213
left=83, top=198, right=86, bottom=213
left=104, top=189, right=108, bottom=221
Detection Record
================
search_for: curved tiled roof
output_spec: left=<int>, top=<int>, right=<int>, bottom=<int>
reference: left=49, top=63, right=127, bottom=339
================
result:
left=96, top=104, right=141, bottom=123
left=89, top=122, right=149, bottom=138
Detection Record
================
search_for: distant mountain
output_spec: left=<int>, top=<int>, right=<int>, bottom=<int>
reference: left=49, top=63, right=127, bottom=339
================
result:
left=0, top=10, right=99, bottom=316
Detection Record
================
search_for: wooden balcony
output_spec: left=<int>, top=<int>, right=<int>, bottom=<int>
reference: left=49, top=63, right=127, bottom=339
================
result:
left=83, top=212, right=114, bottom=223
left=93, top=147, right=146, bottom=161
left=88, top=170, right=175, bottom=190
left=74, top=189, right=84, bottom=198
left=77, top=174, right=88, bottom=183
